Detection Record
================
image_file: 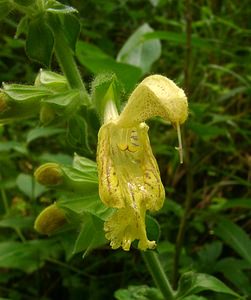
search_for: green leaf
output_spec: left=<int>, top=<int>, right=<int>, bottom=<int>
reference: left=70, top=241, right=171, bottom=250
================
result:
left=114, top=285, right=164, bottom=300
left=66, top=115, right=92, bottom=154
left=26, top=17, right=54, bottom=66
left=60, top=14, right=80, bottom=52
left=45, top=0, right=77, bottom=14
left=26, top=126, right=65, bottom=143
left=146, top=215, right=160, bottom=244
left=76, top=41, right=142, bottom=92
left=34, top=69, right=68, bottom=92
left=196, top=241, right=223, bottom=273
left=117, top=23, right=161, bottom=74
left=214, top=218, right=251, bottom=266
left=58, top=194, right=113, bottom=221
left=182, top=296, right=207, bottom=300
left=72, top=154, right=97, bottom=173
left=91, top=72, right=121, bottom=119
left=143, top=31, right=213, bottom=49
left=39, top=152, right=73, bottom=165
left=221, top=198, right=251, bottom=210
left=0, top=240, right=59, bottom=273
left=60, top=165, right=98, bottom=194
left=0, top=216, right=34, bottom=229
left=175, top=272, right=240, bottom=299
left=73, top=214, right=107, bottom=254
left=215, top=258, right=251, bottom=295
left=0, top=141, right=27, bottom=154
left=14, top=0, right=35, bottom=6
left=0, top=0, right=12, bottom=20
left=76, top=41, right=109, bottom=59
left=16, top=173, right=47, bottom=198
left=3, top=84, right=52, bottom=101
left=188, top=121, right=227, bottom=140
left=15, top=16, right=29, bottom=39
left=43, top=89, right=81, bottom=117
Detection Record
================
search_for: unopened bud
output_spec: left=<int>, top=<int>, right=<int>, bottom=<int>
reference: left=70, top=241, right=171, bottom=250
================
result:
left=34, top=203, right=66, bottom=235
left=34, top=163, right=63, bottom=186
left=35, top=69, right=67, bottom=92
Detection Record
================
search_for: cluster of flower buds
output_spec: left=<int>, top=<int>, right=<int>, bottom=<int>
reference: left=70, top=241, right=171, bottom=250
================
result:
left=33, top=155, right=99, bottom=235
left=0, top=69, right=83, bottom=125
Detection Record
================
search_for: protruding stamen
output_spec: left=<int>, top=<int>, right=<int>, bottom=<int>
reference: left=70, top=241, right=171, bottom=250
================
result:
left=175, top=122, right=183, bottom=164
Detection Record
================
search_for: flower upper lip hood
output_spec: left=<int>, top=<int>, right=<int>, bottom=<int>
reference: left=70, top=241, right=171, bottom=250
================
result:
left=96, top=74, right=188, bottom=251
left=117, top=75, right=188, bottom=127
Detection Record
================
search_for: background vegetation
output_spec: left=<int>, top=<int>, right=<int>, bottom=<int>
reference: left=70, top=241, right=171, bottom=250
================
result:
left=0, top=0, right=250, bottom=299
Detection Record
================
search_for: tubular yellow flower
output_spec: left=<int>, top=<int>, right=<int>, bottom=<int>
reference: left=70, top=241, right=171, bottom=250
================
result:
left=97, top=122, right=165, bottom=251
left=97, top=75, right=188, bottom=251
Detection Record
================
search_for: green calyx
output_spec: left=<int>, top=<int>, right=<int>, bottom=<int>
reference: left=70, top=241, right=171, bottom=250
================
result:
left=0, top=70, right=84, bottom=124
left=91, top=73, right=122, bottom=122
left=35, top=69, right=68, bottom=92
left=0, top=85, right=45, bottom=123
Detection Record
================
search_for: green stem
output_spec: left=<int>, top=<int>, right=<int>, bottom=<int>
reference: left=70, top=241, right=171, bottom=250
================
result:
left=52, top=27, right=90, bottom=104
left=142, top=251, right=175, bottom=300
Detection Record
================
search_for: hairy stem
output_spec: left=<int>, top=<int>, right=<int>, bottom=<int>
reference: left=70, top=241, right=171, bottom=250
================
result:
left=52, top=27, right=90, bottom=104
left=142, top=251, right=175, bottom=299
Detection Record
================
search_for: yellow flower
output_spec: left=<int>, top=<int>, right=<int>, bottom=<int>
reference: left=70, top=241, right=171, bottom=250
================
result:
left=97, top=75, right=188, bottom=251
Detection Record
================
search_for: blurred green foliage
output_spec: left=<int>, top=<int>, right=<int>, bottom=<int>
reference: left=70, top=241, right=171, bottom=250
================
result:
left=0, top=0, right=251, bottom=299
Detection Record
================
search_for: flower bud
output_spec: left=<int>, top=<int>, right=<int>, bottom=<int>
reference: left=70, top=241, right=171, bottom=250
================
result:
left=34, top=203, right=66, bottom=235
left=34, top=163, right=63, bottom=186
left=35, top=69, right=68, bottom=92
left=0, top=83, right=50, bottom=123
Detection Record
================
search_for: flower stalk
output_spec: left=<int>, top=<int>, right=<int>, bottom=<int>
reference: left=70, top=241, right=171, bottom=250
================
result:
left=49, top=18, right=90, bottom=105
left=142, top=251, right=175, bottom=300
